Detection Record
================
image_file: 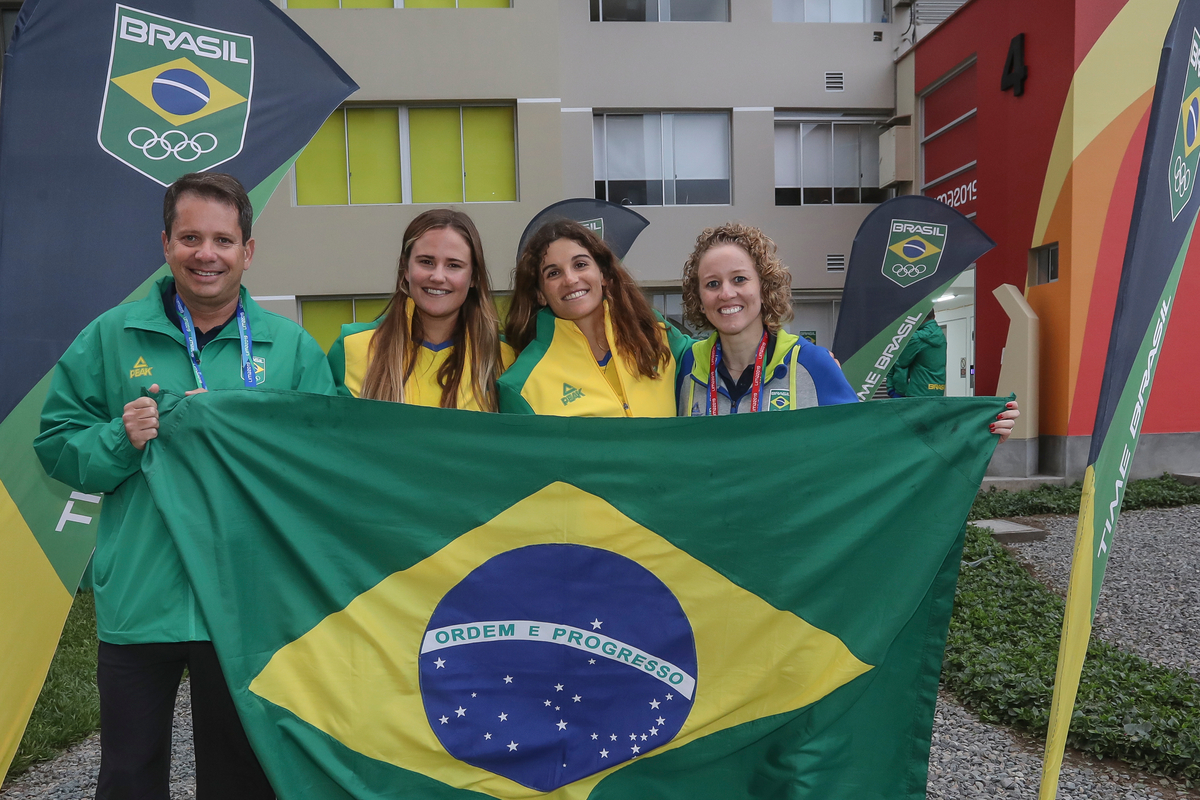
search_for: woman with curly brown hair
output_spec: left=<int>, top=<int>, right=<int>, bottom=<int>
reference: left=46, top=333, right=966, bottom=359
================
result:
left=327, top=209, right=513, bottom=411
left=676, top=222, right=857, bottom=416
left=499, top=218, right=691, bottom=416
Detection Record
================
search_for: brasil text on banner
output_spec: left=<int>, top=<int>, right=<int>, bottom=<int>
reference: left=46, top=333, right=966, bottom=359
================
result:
left=142, top=390, right=1005, bottom=799
left=0, top=0, right=356, bottom=779
left=1038, top=1, right=1200, bottom=796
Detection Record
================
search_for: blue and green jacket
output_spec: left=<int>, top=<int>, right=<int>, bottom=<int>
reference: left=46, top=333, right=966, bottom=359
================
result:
left=676, top=330, right=858, bottom=416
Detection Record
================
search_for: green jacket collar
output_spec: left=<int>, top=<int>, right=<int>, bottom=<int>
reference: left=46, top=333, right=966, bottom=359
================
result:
left=124, top=276, right=276, bottom=343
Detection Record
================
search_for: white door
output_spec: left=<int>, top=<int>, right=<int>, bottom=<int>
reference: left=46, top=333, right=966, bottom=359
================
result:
left=941, top=318, right=970, bottom=397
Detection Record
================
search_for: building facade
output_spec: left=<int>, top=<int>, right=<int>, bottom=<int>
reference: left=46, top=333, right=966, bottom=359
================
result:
left=248, top=0, right=898, bottom=353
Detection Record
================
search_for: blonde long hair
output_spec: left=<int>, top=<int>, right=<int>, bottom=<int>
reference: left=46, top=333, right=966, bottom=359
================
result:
left=505, top=219, right=670, bottom=380
left=361, top=209, right=501, bottom=410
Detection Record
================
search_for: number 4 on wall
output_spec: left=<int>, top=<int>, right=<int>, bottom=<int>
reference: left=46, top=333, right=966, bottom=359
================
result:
left=1001, top=33, right=1028, bottom=97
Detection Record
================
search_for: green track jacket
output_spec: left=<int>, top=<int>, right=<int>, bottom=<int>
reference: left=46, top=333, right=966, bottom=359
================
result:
left=886, top=318, right=947, bottom=397
left=35, top=277, right=334, bottom=644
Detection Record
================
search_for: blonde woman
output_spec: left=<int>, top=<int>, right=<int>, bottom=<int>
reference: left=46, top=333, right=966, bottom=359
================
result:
left=328, top=209, right=513, bottom=410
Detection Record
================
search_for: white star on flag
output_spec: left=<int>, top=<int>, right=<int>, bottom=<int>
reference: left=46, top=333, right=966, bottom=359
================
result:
left=610, top=734, right=617, bottom=741
left=556, top=720, right=568, bottom=731
left=591, top=619, right=603, bottom=630
left=484, top=733, right=492, bottom=740
left=665, top=693, right=673, bottom=700
left=656, top=716, right=665, bottom=726
left=507, top=741, right=518, bottom=752
left=439, top=716, right=448, bottom=724
left=640, top=734, right=647, bottom=741
left=649, top=699, right=660, bottom=709
left=591, top=733, right=598, bottom=740
left=471, top=693, right=477, bottom=698
left=629, top=733, right=637, bottom=741
left=543, top=700, right=551, bottom=706
left=555, top=706, right=560, bottom=711
left=434, top=658, right=445, bottom=669
left=650, top=727, right=658, bottom=736
left=588, top=659, right=596, bottom=664
left=455, top=707, right=466, bottom=717
left=573, top=694, right=582, bottom=702
left=600, top=749, right=609, bottom=758
left=498, top=712, right=508, bottom=721
left=555, top=683, right=564, bottom=691
left=631, top=745, right=641, bottom=754
left=503, top=675, right=513, bottom=684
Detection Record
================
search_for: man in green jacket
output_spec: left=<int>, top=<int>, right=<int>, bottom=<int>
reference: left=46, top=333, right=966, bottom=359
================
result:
left=35, top=173, right=334, bottom=799
left=886, top=313, right=947, bottom=397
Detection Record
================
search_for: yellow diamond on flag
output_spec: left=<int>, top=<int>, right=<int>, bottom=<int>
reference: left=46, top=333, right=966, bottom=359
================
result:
left=888, top=235, right=943, bottom=263
left=249, top=482, right=873, bottom=800
left=110, top=57, right=247, bottom=127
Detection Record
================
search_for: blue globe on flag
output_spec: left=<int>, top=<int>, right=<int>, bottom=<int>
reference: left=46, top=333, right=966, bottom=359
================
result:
left=151, top=68, right=210, bottom=116
left=419, top=544, right=697, bottom=791
left=902, top=238, right=927, bottom=260
left=1187, top=96, right=1199, bottom=151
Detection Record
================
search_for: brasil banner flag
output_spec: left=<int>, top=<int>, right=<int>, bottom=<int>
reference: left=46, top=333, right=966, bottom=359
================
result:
left=141, top=390, right=1004, bottom=799
left=1039, top=1, right=1200, bottom=796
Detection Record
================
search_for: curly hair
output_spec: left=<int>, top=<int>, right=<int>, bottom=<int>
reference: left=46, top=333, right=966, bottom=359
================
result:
left=681, top=223, right=793, bottom=333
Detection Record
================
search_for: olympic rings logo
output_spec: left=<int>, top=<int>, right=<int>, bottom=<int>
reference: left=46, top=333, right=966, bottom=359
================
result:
left=890, top=263, right=928, bottom=279
left=127, top=128, right=218, bottom=162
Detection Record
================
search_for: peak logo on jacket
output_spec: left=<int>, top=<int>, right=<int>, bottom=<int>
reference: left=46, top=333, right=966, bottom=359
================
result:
left=129, top=357, right=153, bottom=379
left=562, top=383, right=585, bottom=405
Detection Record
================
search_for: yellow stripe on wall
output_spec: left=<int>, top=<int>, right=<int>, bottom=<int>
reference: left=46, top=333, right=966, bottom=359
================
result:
left=409, top=107, right=464, bottom=203
left=347, top=108, right=402, bottom=205
left=0, top=479, right=75, bottom=783
left=296, top=112, right=349, bottom=206
left=463, top=107, right=517, bottom=202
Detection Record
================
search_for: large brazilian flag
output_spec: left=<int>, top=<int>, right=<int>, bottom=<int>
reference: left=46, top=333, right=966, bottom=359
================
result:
left=141, top=390, right=1004, bottom=799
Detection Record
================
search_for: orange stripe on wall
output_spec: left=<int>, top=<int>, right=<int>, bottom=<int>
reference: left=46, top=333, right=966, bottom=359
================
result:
left=1028, top=174, right=1073, bottom=437
left=1068, top=101, right=1153, bottom=436
left=1066, top=91, right=1156, bottom=417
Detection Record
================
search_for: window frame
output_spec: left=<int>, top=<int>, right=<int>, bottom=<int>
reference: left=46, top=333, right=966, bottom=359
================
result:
left=589, top=0, right=729, bottom=22
left=771, top=0, right=889, bottom=23
left=293, top=101, right=519, bottom=207
left=773, top=112, right=892, bottom=207
left=285, top=1, right=511, bottom=8
left=593, top=110, right=732, bottom=208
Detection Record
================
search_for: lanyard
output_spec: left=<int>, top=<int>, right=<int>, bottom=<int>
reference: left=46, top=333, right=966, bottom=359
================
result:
left=175, top=293, right=255, bottom=390
left=708, top=329, right=769, bottom=415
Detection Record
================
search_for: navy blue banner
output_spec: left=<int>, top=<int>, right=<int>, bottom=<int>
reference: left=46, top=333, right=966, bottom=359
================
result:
left=0, top=0, right=357, bottom=420
left=518, top=199, right=650, bottom=261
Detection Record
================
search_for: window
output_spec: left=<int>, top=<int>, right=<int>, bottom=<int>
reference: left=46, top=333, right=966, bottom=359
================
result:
left=287, top=0, right=508, bottom=8
left=773, top=0, right=888, bottom=22
left=590, top=0, right=727, bottom=21
left=295, top=104, right=517, bottom=206
left=300, top=296, right=391, bottom=353
left=594, top=112, right=730, bottom=206
left=1, top=3, right=22, bottom=83
left=301, top=295, right=513, bottom=352
left=774, top=116, right=890, bottom=205
left=1030, top=244, right=1059, bottom=286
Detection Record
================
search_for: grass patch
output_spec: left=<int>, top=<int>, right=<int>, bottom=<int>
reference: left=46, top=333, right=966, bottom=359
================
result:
left=970, top=473, right=1200, bottom=521
left=944, top=526, right=1200, bottom=785
left=9, top=591, right=99, bottom=777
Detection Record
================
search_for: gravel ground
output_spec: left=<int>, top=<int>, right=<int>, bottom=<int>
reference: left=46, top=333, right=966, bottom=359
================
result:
left=1006, top=505, right=1200, bottom=680
left=4, top=505, right=1197, bottom=799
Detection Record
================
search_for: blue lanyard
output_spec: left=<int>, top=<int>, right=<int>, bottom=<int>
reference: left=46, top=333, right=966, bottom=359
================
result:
left=175, top=294, right=255, bottom=390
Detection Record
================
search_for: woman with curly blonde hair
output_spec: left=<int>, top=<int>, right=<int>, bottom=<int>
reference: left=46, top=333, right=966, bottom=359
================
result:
left=676, top=222, right=857, bottom=416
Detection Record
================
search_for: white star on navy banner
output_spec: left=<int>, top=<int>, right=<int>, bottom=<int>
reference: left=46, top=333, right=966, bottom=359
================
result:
left=418, top=544, right=697, bottom=792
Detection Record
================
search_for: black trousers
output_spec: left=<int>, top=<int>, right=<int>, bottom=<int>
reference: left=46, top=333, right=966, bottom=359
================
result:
left=96, top=641, right=274, bottom=800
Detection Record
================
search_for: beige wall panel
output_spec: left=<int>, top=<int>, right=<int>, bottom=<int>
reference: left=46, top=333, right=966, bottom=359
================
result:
left=288, top=3, right=560, bottom=101
left=559, top=16, right=895, bottom=109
